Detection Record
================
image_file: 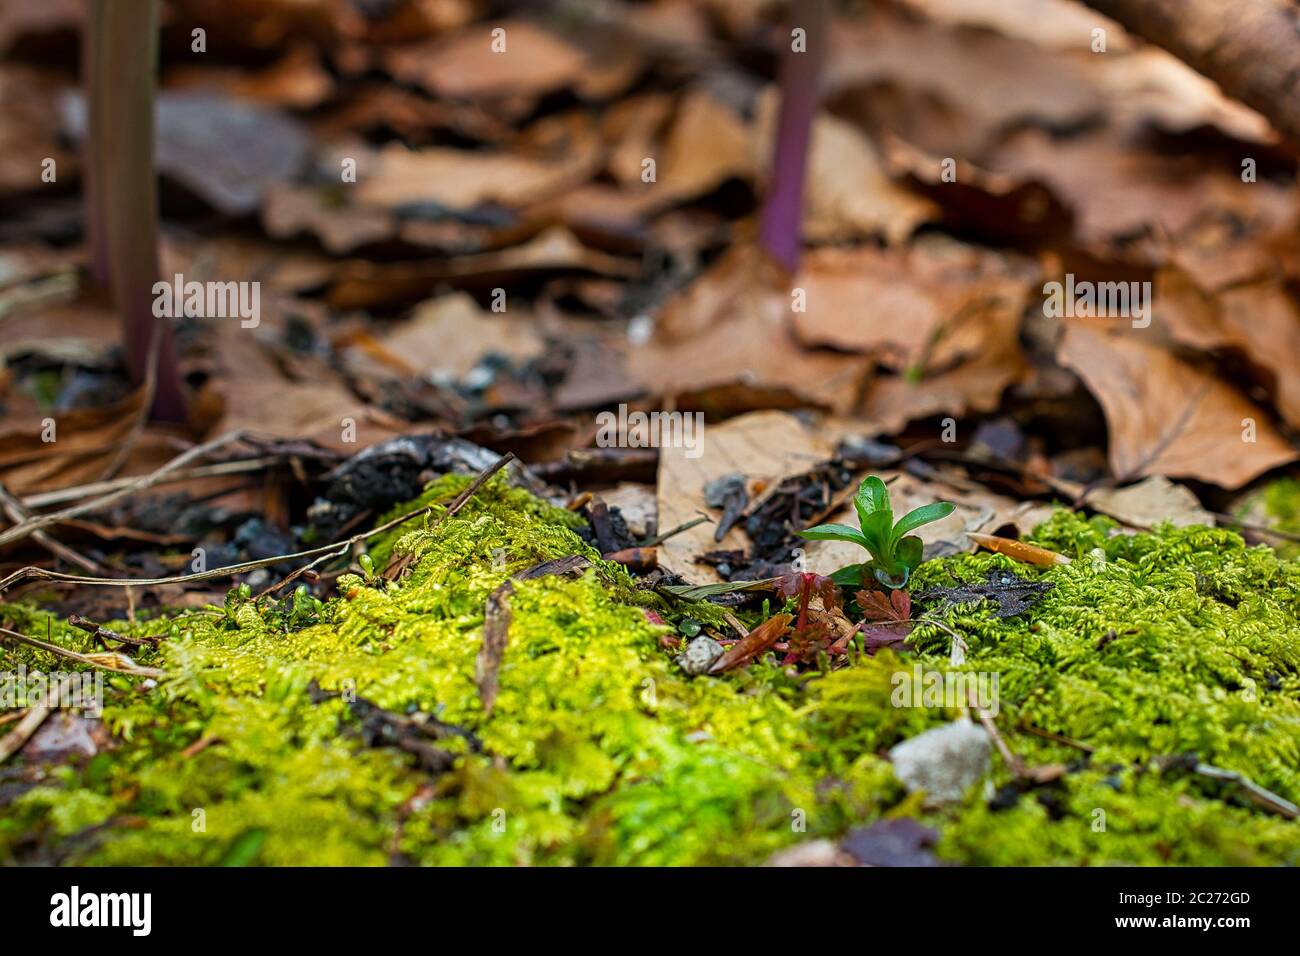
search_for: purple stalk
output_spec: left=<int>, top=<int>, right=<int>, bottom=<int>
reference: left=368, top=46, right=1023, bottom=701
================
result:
left=82, top=0, right=108, bottom=286
left=758, top=0, right=828, bottom=274
left=93, top=0, right=187, bottom=422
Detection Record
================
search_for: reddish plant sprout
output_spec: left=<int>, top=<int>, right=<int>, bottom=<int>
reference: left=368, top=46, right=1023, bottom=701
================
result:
left=856, top=588, right=911, bottom=624
left=775, top=570, right=838, bottom=630
left=855, top=587, right=914, bottom=656
left=774, top=570, right=840, bottom=665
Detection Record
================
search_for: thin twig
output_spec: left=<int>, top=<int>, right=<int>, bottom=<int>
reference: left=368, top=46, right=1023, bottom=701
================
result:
left=260, top=452, right=516, bottom=599
left=639, top=515, right=709, bottom=547
left=1019, top=723, right=1095, bottom=753
left=0, top=453, right=515, bottom=595
left=0, top=626, right=166, bottom=678
left=965, top=685, right=1027, bottom=778
left=17, top=457, right=282, bottom=510
left=722, top=611, right=750, bottom=640
left=0, top=482, right=103, bottom=573
left=1187, top=761, right=1299, bottom=820
left=0, top=430, right=248, bottom=550
left=0, top=684, right=63, bottom=765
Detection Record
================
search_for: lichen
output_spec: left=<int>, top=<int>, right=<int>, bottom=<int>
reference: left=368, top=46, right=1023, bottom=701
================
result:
left=2, top=484, right=1298, bottom=866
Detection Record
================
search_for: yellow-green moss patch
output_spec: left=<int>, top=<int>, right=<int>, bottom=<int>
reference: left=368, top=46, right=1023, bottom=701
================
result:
left=3, top=483, right=1298, bottom=865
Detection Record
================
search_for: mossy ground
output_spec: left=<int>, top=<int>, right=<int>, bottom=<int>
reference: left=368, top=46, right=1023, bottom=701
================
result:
left=3, top=476, right=1299, bottom=865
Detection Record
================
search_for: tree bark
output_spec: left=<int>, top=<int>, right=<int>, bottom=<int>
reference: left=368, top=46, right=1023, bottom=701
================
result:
left=1083, top=0, right=1300, bottom=143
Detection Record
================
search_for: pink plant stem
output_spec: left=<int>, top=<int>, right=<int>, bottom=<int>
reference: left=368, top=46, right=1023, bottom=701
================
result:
left=758, top=0, right=829, bottom=274
left=97, top=0, right=187, bottom=422
left=796, top=580, right=811, bottom=631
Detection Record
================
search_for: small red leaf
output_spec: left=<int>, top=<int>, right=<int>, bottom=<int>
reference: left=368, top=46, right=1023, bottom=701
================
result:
left=708, top=613, right=793, bottom=674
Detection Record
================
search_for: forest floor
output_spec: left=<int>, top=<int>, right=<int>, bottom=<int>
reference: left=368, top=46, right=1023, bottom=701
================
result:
left=2, top=0, right=1300, bottom=865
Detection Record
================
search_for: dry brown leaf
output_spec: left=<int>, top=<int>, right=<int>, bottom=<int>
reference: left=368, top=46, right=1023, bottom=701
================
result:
left=0, top=0, right=81, bottom=56
left=343, top=292, right=542, bottom=383
left=166, top=44, right=335, bottom=110
left=825, top=10, right=1099, bottom=158
left=657, top=410, right=835, bottom=582
left=0, top=65, right=75, bottom=197
left=385, top=20, right=586, bottom=100
left=329, top=225, right=639, bottom=310
left=753, top=91, right=936, bottom=246
left=652, top=89, right=755, bottom=208
left=0, top=389, right=146, bottom=496
left=633, top=245, right=870, bottom=414
left=355, top=138, right=599, bottom=212
left=1058, top=323, right=1296, bottom=489
left=709, top=613, right=793, bottom=674
left=1157, top=263, right=1300, bottom=428
left=204, top=294, right=404, bottom=450
left=898, top=0, right=1122, bottom=51
left=879, top=131, right=1070, bottom=245
left=62, top=90, right=312, bottom=217
left=856, top=278, right=1031, bottom=434
left=986, top=127, right=1295, bottom=250
left=789, top=239, right=1034, bottom=361
left=1087, top=48, right=1275, bottom=143
left=604, top=93, right=675, bottom=187
left=1085, top=475, right=1214, bottom=530
left=262, top=184, right=395, bottom=255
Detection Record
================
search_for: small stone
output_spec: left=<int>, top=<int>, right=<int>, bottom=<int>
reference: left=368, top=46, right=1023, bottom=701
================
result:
left=888, top=718, right=991, bottom=806
left=764, top=839, right=855, bottom=867
left=840, top=818, right=942, bottom=867
left=676, top=635, right=723, bottom=676
left=21, top=713, right=106, bottom=764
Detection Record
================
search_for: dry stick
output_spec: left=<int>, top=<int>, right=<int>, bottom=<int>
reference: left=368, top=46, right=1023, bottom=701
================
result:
left=1019, top=723, right=1096, bottom=753
left=0, top=430, right=248, bottom=552
left=255, top=452, right=516, bottom=599
left=18, top=457, right=281, bottom=510
left=721, top=611, right=750, bottom=641
left=0, top=452, right=515, bottom=596
left=965, top=685, right=1028, bottom=779
left=0, top=626, right=166, bottom=678
left=0, top=482, right=102, bottom=573
left=0, top=684, right=63, bottom=765
left=639, top=515, right=709, bottom=547
left=1187, top=762, right=1299, bottom=820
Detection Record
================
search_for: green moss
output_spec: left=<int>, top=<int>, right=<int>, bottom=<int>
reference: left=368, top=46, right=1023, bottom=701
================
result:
left=3, top=488, right=1299, bottom=866
left=1236, top=477, right=1300, bottom=559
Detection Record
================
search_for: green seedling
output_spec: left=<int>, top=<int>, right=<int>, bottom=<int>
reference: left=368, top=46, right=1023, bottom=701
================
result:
left=797, top=476, right=955, bottom=589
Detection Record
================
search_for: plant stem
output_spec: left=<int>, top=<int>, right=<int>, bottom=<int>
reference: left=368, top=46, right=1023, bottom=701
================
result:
left=95, top=0, right=187, bottom=423
left=758, top=0, right=828, bottom=273
left=82, top=0, right=109, bottom=287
